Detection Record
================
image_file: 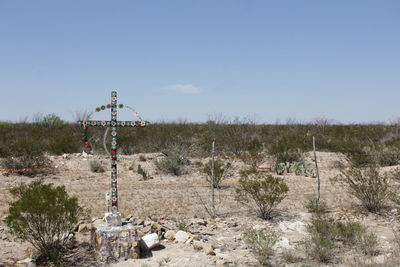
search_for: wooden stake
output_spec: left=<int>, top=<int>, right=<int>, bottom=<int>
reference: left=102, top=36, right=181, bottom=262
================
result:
left=211, top=139, right=216, bottom=218
left=313, top=136, right=321, bottom=202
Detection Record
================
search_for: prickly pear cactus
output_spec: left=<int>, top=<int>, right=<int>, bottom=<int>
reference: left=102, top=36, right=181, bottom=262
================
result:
left=275, top=161, right=316, bottom=177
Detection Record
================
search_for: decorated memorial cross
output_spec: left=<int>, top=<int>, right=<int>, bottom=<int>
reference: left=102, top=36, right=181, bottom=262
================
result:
left=78, top=91, right=149, bottom=214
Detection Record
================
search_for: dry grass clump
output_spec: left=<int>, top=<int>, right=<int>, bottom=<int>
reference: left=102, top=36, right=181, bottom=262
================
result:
left=156, top=152, right=189, bottom=176
left=89, top=160, right=105, bottom=173
left=243, top=229, right=278, bottom=266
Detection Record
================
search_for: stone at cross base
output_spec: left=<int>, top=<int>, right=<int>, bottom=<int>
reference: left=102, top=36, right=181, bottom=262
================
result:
left=78, top=91, right=148, bottom=262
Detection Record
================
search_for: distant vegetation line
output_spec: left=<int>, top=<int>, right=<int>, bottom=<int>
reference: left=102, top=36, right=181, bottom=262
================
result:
left=1, top=114, right=400, bottom=167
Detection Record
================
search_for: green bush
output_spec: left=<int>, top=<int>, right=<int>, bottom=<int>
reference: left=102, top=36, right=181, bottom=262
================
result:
left=243, top=229, right=278, bottom=266
left=5, top=180, right=84, bottom=264
left=89, top=160, right=105, bottom=173
left=364, top=145, right=400, bottom=167
left=335, top=221, right=366, bottom=244
left=305, top=197, right=329, bottom=215
left=156, top=153, right=189, bottom=176
left=200, top=159, right=230, bottom=188
left=301, top=204, right=378, bottom=263
left=333, top=165, right=392, bottom=212
left=301, top=233, right=334, bottom=263
left=235, top=170, right=289, bottom=219
left=137, top=164, right=148, bottom=180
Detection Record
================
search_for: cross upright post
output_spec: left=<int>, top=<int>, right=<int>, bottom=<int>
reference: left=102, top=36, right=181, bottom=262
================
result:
left=110, top=91, right=119, bottom=213
left=78, top=91, right=149, bottom=225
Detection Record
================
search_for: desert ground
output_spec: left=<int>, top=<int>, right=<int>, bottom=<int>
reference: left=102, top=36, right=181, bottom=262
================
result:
left=0, top=151, right=399, bottom=267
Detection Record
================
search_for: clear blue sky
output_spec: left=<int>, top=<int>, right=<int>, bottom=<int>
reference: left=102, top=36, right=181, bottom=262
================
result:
left=1, top=0, right=399, bottom=123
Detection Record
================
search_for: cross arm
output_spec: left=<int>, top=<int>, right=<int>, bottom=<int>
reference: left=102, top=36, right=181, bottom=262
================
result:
left=77, top=120, right=150, bottom=127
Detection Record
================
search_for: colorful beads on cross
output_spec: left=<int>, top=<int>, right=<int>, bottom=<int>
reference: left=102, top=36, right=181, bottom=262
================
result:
left=78, top=120, right=148, bottom=127
left=80, top=124, right=93, bottom=153
left=95, top=103, right=124, bottom=112
left=110, top=91, right=118, bottom=212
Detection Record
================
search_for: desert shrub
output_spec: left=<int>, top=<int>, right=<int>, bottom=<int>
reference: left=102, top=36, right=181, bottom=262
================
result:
left=364, top=145, right=400, bottom=167
left=345, top=146, right=400, bottom=167
left=200, top=159, right=230, bottom=188
left=333, top=165, right=392, bottom=212
left=243, top=229, right=278, bottom=266
left=137, top=164, right=148, bottom=180
left=301, top=233, right=335, bottom=263
left=139, top=155, right=147, bottom=162
left=357, top=232, right=378, bottom=256
left=308, top=215, right=369, bottom=245
left=305, top=197, right=329, bottom=215
left=1, top=154, right=53, bottom=177
left=235, top=170, right=289, bottom=219
left=89, top=160, right=105, bottom=173
left=302, top=218, right=362, bottom=263
left=307, top=216, right=338, bottom=241
left=302, top=207, right=377, bottom=263
left=335, top=221, right=366, bottom=245
left=5, top=180, right=84, bottom=264
left=300, top=215, right=336, bottom=262
left=156, top=152, right=189, bottom=176
left=344, top=147, right=374, bottom=167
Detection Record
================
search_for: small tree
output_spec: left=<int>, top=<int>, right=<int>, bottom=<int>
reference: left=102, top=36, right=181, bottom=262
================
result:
left=235, top=169, right=289, bottom=219
left=200, top=159, right=230, bottom=188
left=333, top=165, right=392, bottom=213
left=5, top=180, right=84, bottom=263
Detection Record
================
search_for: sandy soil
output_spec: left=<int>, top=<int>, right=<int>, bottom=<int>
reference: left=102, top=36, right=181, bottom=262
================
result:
left=0, top=151, right=399, bottom=266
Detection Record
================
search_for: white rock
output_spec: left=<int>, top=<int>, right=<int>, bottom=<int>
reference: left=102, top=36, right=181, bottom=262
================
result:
left=190, top=218, right=207, bottom=226
left=16, top=258, right=36, bottom=267
left=17, top=258, right=34, bottom=264
left=216, top=252, right=230, bottom=260
left=216, top=260, right=230, bottom=267
left=141, top=233, right=160, bottom=249
left=92, top=218, right=105, bottom=228
left=278, top=221, right=307, bottom=235
left=202, top=243, right=215, bottom=255
left=252, top=224, right=266, bottom=231
left=164, top=230, right=176, bottom=240
left=273, top=236, right=291, bottom=250
left=193, top=240, right=203, bottom=250
left=175, top=230, right=189, bottom=242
